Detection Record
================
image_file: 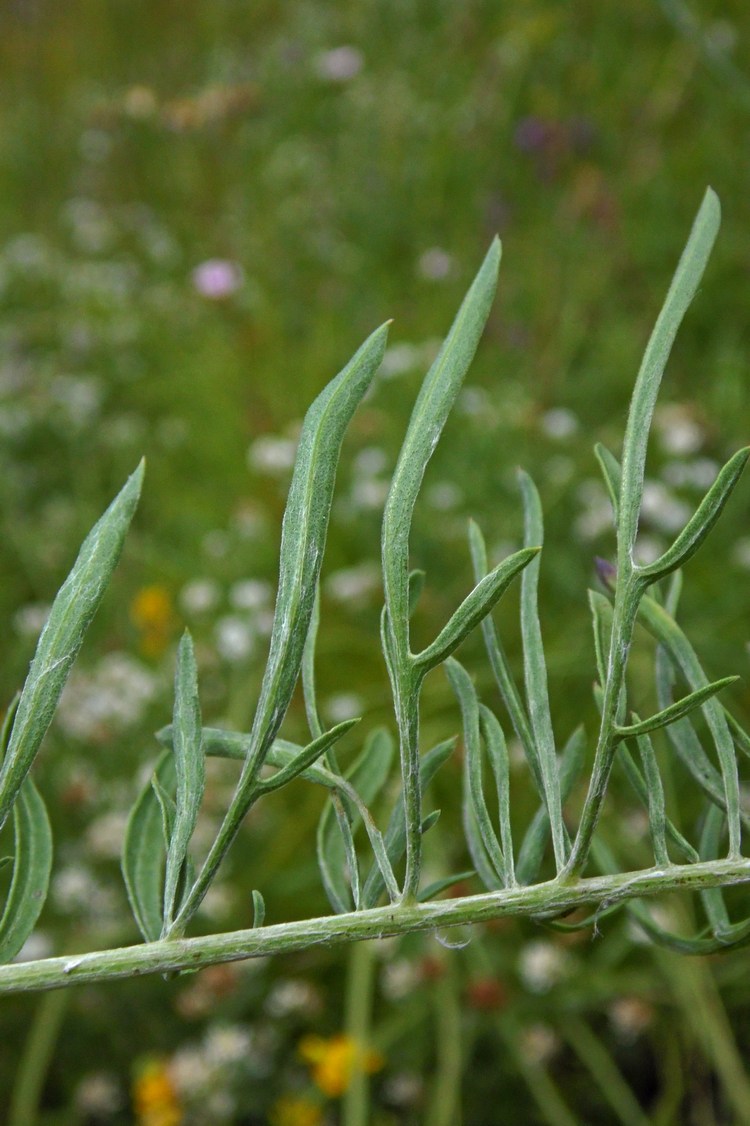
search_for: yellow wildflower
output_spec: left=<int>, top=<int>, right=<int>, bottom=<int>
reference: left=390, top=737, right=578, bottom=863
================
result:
left=298, top=1033, right=384, bottom=1098
left=130, top=584, right=175, bottom=658
left=132, top=1058, right=182, bottom=1126
left=269, top=1094, right=324, bottom=1126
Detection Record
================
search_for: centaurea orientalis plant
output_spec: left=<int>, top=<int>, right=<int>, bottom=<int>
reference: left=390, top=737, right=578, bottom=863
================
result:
left=1, top=186, right=750, bottom=995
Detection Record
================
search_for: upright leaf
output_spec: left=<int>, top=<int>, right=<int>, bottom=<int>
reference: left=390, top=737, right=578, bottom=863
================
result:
left=162, top=632, right=205, bottom=934
left=0, top=462, right=144, bottom=832
left=0, top=777, right=53, bottom=964
left=122, top=752, right=174, bottom=942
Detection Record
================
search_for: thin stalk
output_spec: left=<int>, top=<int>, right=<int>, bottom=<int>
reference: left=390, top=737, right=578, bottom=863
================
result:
left=4, top=858, right=750, bottom=995
left=565, top=578, right=642, bottom=877
left=8, top=988, right=70, bottom=1126
left=342, top=940, right=377, bottom=1126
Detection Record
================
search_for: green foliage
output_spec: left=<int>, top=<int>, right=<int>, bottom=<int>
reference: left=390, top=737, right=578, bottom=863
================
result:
left=1, top=191, right=750, bottom=1048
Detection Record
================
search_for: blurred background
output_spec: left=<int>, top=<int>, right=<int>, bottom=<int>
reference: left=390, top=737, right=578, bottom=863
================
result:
left=2, top=1, right=750, bottom=1122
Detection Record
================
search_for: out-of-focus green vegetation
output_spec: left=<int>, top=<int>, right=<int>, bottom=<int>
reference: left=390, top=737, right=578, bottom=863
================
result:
left=2, top=2, right=750, bottom=1122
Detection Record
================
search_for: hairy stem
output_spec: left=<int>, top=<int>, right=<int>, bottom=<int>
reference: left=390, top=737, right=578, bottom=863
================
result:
left=3, top=858, right=750, bottom=996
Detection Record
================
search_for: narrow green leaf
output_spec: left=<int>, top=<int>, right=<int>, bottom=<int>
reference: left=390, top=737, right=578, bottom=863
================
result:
left=0, top=777, right=53, bottom=964
left=631, top=722, right=669, bottom=867
left=699, top=802, right=731, bottom=935
left=618, top=743, right=698, bottom=863
left=618, top=188, right=720, bottom=559
left=251, top=889, right=265, bottom=929
left=594, top=443, right=621, bottom=522
left=468, top=519, right=542, bottom=796
left=589, top=590, right=614, bottom=687
left=516, top=726, right=586, bottom=885
left=238, top=323, right=389, bottom=794
left=0, top=462, right=144, bottom=832
left=301, top=583, right=324, bottom=744
left=640, top=594, right=744, bottom=853
left=257, top=719, right=359, bottom=795
left=414, top=547, right=538, bottom=674
left=315, top=726, right=393, bottom=914
left=518, top=470, right=566, bottom=870
left=122, top=752, right=174, bottom=942
left=445, top=659, right=506, bottom=884
left=408, top=569, right=426, bottom=618
left=360, top=738, right=454, bottom=908
left=628, top=899, right=750, bottom=956
left=638, top=448, right=749, bottom=583
left=163, top=631, right=205, bottom=933
left=615, top=677, right=739, bottom=740
left=479, top=704, right=514, bottom=887
left=382, top=239, right=501, bottom=658
left=725, top=711, right=750, bottom=763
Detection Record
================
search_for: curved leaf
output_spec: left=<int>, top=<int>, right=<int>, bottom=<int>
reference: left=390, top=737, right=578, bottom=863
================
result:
left=0, top=777, right=53, bottom=964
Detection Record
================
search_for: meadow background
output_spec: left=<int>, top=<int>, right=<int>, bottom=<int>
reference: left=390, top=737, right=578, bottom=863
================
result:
left=2, top=1, right=750, bottom=1123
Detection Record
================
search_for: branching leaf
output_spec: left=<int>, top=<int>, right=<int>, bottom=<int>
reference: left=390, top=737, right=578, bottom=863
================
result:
left=594, top=443, right=622, bottom=522
left=614, top=677, right=739, bottom=741
left=0, top=462, right=144, bottom=833
left=415, top=547, right=538, bottom=674
left=258, top=719, right=359, bottom=795
left=0, top=777, right=53, bottom=964
left=638, top=448, right=749, bottom=583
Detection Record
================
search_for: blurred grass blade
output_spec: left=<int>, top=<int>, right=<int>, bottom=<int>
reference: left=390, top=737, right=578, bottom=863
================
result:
left=445, top=659, right=506, bottom=884
left=468, top=519, right=542, bottom=795
left=415, top=547, right=538, bottom=674
left=0, top=777, right=53, bottom=965
left=361, top=738, right=454, bottom=908
left=516, top=726, right=586, bottom=885
left=639, top=448, right=749, bottom=583
left=382, top=239, right=501, bottom=656
left=518, top=470, right=565, bottom=871
left=479, top=704, right=514, bottom=886
left=258, top=719, right=359, bottom=795
left=615, top=677, right=739, bottom=740
left=0, top=461, right=144, bottom=833
left=163, top=631, right=205, bottom=933
left=640, top=594, right=743, bottom=853
left=618, top=188, right=720, bottom=558
left=122, top=751, right=174, bottom=942
left=594, top=443, right=622, bottom=522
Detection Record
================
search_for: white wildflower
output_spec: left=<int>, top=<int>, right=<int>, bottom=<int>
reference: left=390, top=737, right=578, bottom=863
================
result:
left=180, top=578, right=222, bottom=615
left=247, top=435, right=297, bottom=473
left=418, top=247, right=454, bottom=281
left=314, top=45, right=364, bottom=82
left=229, top=579, right=272, bottom=611
left=518, top=940, right=570, bottom=992
left=326, top=562, right=380, bottom=603
left=326, top=692, right=363, bottom=722
left=540, top=407, right=579, bottom=439
left=215, top=616, right=256, bottom=662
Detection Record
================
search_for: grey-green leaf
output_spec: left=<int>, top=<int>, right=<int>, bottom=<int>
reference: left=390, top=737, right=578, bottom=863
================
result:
left=615, top=677, right=739, bottom=741
left=638, top=448, right=749, bottom=583
left=618, top=188, right=720, bottom=558
left=122, top=751, right=174, bottom=942
left=382, top=239, right=501, bottom=658
left=251, top=889, right=265, bottom=928
left=163, top=631, right=205, bottom=934
left=594, top=443, right=622, bottom=522
left=0, top=461, right=144, bottom=833
left=259, top=719, right=360, bottom=795
left=415, top=547, right=539, bottom=674
left=0, top=776, right=53, bottom=964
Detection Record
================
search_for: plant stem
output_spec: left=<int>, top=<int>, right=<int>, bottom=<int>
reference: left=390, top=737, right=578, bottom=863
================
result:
left=342, top=940, right=377, bottom=1126
left=3, top=858, right=750, bottom=995
left=561, top=1015, right=649, bottom=1126
left=565, top=579, right=641, bottom=878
